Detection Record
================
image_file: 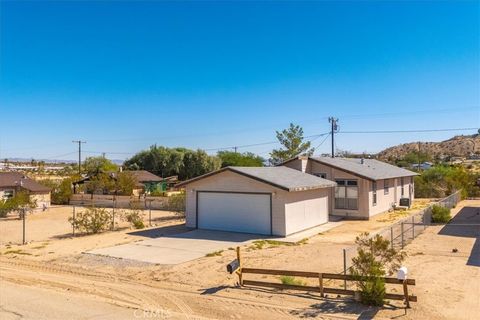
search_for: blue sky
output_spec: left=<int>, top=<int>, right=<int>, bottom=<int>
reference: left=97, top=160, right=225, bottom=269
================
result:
left=0, top=1, right=479, bottom=161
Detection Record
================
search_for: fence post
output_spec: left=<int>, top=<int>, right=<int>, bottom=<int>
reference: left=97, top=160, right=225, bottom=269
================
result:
left=111, top=198, right=115, bottom=231
left=236, top=247, right=243, bottom=286
left=390, top=227, right=394, bottom=249
left=72, top=206, right=76, bottom=236
left=401, top=222, right=404, bottom=249
left=319, top=273, right=324, bottom=297
left=22, top=208, right=26, bottom=245
left=343, top=249, right=347, bottom=290
left=412, top=216, right=415, bottom=239
left=149, top=200, right=152, bottom=226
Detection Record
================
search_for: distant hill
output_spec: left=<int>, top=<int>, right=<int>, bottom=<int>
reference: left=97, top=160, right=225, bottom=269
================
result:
left=377, top=134, right=480, bottom=160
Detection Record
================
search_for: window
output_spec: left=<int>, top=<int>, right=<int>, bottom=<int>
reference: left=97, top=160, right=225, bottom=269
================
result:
left=314, top=173, right=327, bottom=179
left=2, top=190, right=14, bottom=200
left=372, top=182, right=377, bottom=206
left=335, top=179, right=358, bottom=210
left=384, top=179, right=389, bottom=195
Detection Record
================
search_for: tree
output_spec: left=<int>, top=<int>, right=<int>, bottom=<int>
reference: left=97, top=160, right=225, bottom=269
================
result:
left=0, top=191, right=36, bottom=218
left=113, top=171, right=137, bottom=196
left=83, top=156, right=118, bottom=176
left=350, top=233, right=406, bottom=306
left=270, top=123, right=314, bottom=165
left=414, top=165, right=479, bottom=198
left=40, top=178, right=73, bottom=205
left=217, top=151, right=264, bottom=167
left=124, top=146, right=221, bottom=180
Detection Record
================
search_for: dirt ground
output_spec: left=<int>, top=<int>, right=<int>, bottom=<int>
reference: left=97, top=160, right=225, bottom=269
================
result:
left=1, top=199, right=478, bottom=319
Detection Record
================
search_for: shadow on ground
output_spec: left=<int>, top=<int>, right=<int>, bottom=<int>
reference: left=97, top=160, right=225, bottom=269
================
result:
left=127, top=224, right=188, bottom=238
left=438, top=206, right=480, bottom=267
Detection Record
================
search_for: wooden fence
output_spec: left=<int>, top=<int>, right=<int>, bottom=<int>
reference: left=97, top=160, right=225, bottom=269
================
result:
left=229, top=247, right=416, bottom=307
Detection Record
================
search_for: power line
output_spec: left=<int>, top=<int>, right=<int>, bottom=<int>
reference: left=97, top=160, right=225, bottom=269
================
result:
left=339, top=127, right=478, bottom=134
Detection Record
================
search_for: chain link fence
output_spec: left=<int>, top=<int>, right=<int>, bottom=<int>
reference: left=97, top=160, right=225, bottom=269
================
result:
left=341, top=191, right=462, bottom=289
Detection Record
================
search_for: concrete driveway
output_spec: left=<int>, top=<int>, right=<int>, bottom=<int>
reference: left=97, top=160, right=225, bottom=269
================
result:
left=87, top=229, right=261, bottom=265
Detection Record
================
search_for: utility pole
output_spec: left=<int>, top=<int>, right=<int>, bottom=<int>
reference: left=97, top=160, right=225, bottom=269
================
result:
left=329, top=117, right=338, bottom=158
left=72, top=140, right=86, bottom=175
left=233, top=146, right=238, bottom=153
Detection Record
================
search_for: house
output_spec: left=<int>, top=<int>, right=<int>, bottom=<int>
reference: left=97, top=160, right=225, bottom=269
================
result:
left=0, top=172, right=51, bottom=209
left=282, top=156, right=418, bottom=219
left=73, top=170, right=176, bottom=195
left=176, top=166, right=336, bottom=236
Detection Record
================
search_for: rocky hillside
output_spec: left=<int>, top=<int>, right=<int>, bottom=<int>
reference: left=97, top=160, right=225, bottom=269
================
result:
left=377, top=134, right=480, bottom=160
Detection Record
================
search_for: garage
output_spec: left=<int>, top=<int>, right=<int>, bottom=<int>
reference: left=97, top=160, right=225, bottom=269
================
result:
left=197, top=192, right=272, bottom=235
left=178, top=166, right=336, bottom=237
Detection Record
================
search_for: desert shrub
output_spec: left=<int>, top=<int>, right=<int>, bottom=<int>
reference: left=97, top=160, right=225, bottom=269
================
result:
left=431, top=205, right=451, bottom=223
left=0, top=192, right=36, bottom=218
left=166, top=192, right=186, bottom=215
left=40, top=178, right=73, bottom=204
left=123, top=208, right=145, bottom=229
left=351, top=233, right=406, bottom=306
left=280, top=276, right=306, bottom=286
left=68, top=207, right=112, bottom=234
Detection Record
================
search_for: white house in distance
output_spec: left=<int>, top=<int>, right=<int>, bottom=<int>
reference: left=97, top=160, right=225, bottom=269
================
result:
left=177, top=157, right=417, bottom=236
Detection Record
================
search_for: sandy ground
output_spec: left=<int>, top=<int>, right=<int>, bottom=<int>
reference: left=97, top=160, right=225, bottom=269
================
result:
left=1, top=199, right=478, bottom=319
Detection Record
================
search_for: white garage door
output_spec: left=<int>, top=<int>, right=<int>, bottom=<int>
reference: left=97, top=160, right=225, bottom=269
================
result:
left=197, top=192, right=271, bottom=235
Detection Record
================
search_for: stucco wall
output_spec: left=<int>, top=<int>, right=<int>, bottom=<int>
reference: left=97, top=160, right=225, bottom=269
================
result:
left=184, top=170, right=332, bottom=236
left=284, top=158, right=416, bottom=219
left=0, top=188, right=50, bottom=209
left=283, top=188, right=329, bottom=235
left=184, top=170, right=287, bottom=236
left=30, top=192, right=51, bottom=209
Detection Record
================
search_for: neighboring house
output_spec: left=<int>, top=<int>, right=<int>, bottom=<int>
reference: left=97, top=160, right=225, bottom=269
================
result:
left=73, top=170, right=176, bottom=196
left=176, top=166, right=336, bottom=236
left=411, top=162, right=433, bottom=170
left=0, top=172, right=51, bottom=209
left=282, top=156, right=418, bottom=220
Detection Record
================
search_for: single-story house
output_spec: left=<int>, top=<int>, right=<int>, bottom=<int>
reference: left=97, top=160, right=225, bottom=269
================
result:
left=0, top=172, right=51, bottom=209
left=176, top=166, right=336, bottom=236
left=73, top=170, right=177, bottom=196
left=282, top=156, right=418, bottom=220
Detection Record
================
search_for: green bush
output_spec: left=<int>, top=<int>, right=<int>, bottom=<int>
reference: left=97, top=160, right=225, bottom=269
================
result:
left=123, top=208, right=145, bottom=229
left=0, top=192, right=36, bottom=218
left=431, top=205, right=451, bottom=223
left=166, top=192, right=186, bottom=214
left=68, top=207, right=112, bottom=234
left=351, top=233, right=406, bottom=306
left=280, top=276, right=306, bottom=286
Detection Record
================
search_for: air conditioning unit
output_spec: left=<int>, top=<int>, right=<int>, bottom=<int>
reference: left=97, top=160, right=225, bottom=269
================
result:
left=399, top=198, right=411, bottom=207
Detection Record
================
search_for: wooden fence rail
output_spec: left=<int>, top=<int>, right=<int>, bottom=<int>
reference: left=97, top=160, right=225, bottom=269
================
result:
left=229, top=247, right=417, bottom=307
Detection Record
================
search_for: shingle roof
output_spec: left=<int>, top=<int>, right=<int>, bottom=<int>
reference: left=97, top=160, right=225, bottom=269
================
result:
left=310, top=157, right=418, bottom=180
left=125, top=170, right=163, bottom=182
left=0, top=172, right=51, bottom=193
left=177, top=166, right=336, bottom=192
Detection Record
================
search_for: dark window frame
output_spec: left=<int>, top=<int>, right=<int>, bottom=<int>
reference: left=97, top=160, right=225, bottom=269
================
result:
left=335, top=179, right=358, bottom=210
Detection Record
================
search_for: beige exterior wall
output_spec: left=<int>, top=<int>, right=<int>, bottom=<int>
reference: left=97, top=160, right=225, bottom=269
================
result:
left=30, top=192, right=51, bottom=209
left=283, top=188, right=329, bottom=235
left=284, top=158, right=415, bottom=219
left=0, top=187, right=50, bottom=210
left=184, top=170, right=287, bottom=236
left=184, top=170, right=331, bottom=236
